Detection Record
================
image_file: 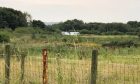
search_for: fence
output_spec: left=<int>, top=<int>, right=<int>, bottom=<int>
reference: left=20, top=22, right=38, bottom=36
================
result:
left=0, top=44, right=140, bottom=84
left=0, top=44, right=43, bottom=84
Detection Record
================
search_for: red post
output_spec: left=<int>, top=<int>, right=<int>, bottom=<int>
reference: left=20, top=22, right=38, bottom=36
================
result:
left=42, top=49, right=48, bottom=84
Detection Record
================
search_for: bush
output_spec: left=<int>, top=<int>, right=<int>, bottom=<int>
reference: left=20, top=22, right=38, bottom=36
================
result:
left=14, top=27, right=35, bottom=34
left=0, top=33, right=10, bottom=43
left=138, top=34, right=140, bottom=39
left=14, top=27, right=45, bottom=34
left=39, top=34, right=47, bottom=38
left=79, top=29, right=92, bottom=34
left=31, top=33, right=36, bottom=39
left=102, top=40, right=138, bottom=48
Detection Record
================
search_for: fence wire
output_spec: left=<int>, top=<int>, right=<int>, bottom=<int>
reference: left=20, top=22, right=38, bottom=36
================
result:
left=0, top=43, right=140, bottom=84
left=0, top=44, right=43, bottom=84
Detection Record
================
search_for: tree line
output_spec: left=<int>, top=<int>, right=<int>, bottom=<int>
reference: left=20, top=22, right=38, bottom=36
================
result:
left=0, top=7, right=140, bottom=35
left=49, top=19, right=140, bottom=35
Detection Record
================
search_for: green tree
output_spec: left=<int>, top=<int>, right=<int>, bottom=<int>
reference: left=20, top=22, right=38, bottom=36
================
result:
left=127, top=21, right=139, bottom=28
left=61, top=19, right=84, bottom=31
left=32, top=20, right=46, bottom=28
left=0, top=7, right=27, bottom=30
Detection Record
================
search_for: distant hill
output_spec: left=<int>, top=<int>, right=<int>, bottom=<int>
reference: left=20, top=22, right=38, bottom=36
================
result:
left=45, top=22, right=59, bottom=25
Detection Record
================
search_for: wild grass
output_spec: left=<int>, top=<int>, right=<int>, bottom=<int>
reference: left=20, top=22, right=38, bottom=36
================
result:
left=0, top=34, right=140, bottom=84
left=0, top=55, right=140, bottom=84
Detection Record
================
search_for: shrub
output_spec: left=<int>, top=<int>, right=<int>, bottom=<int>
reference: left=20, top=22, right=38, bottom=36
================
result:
left=102, top=40, right=138, bottom=48
left=79, top=29, right=92, bottom=34
left=138, top=34, right=140, bottom=39
left=62, top=38, right=67, bottom=43
left=39, top=34, right=46, bottom=38
left=14, top=27, right=35, bottom=34
left=31, top=33, right=36, bottom=39
left=0, top=33, right=10, bottom=43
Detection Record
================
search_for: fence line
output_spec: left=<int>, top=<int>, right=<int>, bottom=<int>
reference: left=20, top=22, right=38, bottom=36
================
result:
left=0, top=44, right=140, bottom=84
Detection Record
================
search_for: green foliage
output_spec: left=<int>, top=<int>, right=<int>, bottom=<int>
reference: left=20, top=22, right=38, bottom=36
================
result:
left=0, top=7, right=27, bottom=30
left=80, top=29, right=92, bottom=34
left=127, top=21, right=140, bottom=28
left=39, top=34, right=46, bottom=38
left=14, top=27, right=45, bottom=34
left=46, top=24, right=61, bottom=34
left=60, top=19, right=84, bottom=31
left=138, top=34, right=140, bottom=39
left=31, top=33, right=36, bottom=39
left=14, top=27, right=35, bottom=34
left=0, top=7, right=140, bottom=35
left=0, top=28, right=13, bottom=34
left=61, top=36, right=84, bottom=43
left=102, top=40, right=139, bottom=47
left=49, top=19, right=140, bottom=35
left=32, top=20, right=46, bottom=28
left=0, top=33, right=10, bottom=43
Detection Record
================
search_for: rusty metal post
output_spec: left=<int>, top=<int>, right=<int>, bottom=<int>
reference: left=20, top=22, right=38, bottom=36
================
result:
left=42, top=49, right=48, bottom=84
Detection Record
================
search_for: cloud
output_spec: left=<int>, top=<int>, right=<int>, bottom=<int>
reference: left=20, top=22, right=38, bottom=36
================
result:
left=0, top=0, right=140, bottom=22
left=6, top=0, right=86, bottom=6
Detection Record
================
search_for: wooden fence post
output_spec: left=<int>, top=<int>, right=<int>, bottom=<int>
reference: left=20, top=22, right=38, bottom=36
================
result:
left=42, top=49, right=48, bottom=84
left=20, top=52, right=26, bottom=84
left=5, top=45, right=11, bottom=84
left=91, top=49, right=98, bottom=84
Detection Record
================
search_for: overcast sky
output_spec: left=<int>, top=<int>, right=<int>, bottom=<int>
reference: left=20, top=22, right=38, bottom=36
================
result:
left=0, top=0, right=140, bottom=23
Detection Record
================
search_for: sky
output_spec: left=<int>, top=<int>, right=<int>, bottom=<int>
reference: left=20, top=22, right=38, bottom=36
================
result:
left=0, top=0, right=140, bottom=23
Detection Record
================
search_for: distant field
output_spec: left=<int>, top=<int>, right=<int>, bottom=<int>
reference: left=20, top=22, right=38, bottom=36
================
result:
left=80, top=35, right=138, bottom=38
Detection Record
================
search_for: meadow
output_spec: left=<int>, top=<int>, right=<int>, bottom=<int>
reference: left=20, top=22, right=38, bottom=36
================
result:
left=0, top=32, right=140, bottom=84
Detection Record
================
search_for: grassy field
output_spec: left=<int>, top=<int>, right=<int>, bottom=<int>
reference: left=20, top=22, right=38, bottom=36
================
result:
left=0, top=34, right=140, bottom=84
left=0, top=55, right=140, bottom=84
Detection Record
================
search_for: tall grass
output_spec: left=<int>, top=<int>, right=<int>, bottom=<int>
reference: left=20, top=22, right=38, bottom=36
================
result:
left=0, top=33, right=140, bottom=84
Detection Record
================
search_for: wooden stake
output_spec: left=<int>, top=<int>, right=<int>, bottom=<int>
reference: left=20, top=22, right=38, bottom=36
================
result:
left=91, top=49, right=98, bottom=84
left=5, top=45, right=11, bottom=84
left=20, top=52, right=26, bottom=84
